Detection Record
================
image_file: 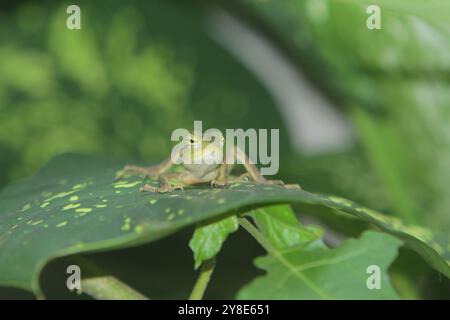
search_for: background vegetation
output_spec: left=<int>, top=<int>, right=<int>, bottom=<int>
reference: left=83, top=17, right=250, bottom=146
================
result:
left=0, top=0, right=449, bottom=299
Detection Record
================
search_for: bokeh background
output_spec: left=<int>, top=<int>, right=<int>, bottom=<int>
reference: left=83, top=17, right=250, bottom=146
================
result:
left=1, top=0, right=449, bottom=299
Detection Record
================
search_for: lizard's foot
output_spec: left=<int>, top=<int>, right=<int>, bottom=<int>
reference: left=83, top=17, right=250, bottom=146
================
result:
left=259, top=179, right=301, bottom=190
left=116, top=165, right=159, bottom=180
left=283, top=183, right=302, bottom=190
left=235, top=173, right=251, bottom=182
left=261, top=179, right=284, bottom=186
left=140, top=183, right=184, bottom=193
left=211, top=178, right=228, bottom=188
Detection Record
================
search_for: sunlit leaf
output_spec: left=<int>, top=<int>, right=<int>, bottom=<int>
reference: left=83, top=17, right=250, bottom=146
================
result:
left=251, top=205, right=323, bottom=249
left=189, top=215, right=239, bottom=269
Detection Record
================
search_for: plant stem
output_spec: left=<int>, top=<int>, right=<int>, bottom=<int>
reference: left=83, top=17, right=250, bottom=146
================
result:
left=73, top=255, right=149, bottom=300
left=189, top=257, right=216, bottom=300
left=238, top=217, right=273, bottom=253
left=81, top=275, right=149, bottom=300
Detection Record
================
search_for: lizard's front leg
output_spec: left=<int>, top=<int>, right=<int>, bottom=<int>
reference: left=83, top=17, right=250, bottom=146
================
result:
left=211, top=163, right=231, bottom=188
left=228, top=146, right=301, bottom=189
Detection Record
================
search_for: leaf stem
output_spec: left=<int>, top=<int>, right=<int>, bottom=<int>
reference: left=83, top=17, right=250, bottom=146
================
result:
left=74, top=256, right=149, bottom=300
left=81, top=275, right=149, bottom=300
left=238, top=217, right=274, bottom=253
left=189, top=257, right=216, bottom=300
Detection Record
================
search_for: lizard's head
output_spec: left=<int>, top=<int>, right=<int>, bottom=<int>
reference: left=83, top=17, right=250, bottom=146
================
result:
left=180, top=130, right=224, bottom=170
left=186, top=130, right=224, bottom=148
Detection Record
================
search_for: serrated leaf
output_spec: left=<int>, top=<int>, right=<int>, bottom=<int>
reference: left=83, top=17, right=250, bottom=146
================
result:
left=0, top=153, right=448, bottom=297
left=238, top=231, right=401, bottom=299
left=189, top=215, right=239, bottom=269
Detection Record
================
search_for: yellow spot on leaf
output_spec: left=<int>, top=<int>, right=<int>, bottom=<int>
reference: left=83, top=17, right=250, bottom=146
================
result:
left=329, top=196, right=353, bottom=207
left=56, top=221, right=68, bottom=227
left=45, top=190, right=78, bottom=202
left=70, top=196, right=79, bottom=202
left=114, top=181, right=142, bottom=189
left=21, top=203, right=31, bottom=212
left=63, top=203, right=81, bottom=211
left=121, top=217, right=132, bottom=231
left=31, top=220, right=44, bottom=226
left=40, top=202, right=50, bottom=208
left=135, top=225, right=144, bottom=234
left=72, top=183, right=87, bottom=190
left=75, top=208, right=92, bottom=214
left=95, top=204, right=107, bottom=208
left=149, top=199, right=158, bottom=205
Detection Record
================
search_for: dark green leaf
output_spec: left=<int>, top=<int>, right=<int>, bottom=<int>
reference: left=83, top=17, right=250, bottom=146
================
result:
left=0, top=153, right=448, bottom=297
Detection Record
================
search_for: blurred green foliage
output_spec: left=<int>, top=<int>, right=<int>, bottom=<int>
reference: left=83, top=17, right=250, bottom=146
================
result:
left=0, top=0, right=290, bottom=187
left=236, top=0, right=450, bottom=233
left=1, top=0, right=450, bottom=299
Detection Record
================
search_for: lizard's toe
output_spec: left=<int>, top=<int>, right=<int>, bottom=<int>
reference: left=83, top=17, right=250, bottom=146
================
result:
left=211, top=179, right=228, bottom=188
left=140, top=184, right=158, bottom=192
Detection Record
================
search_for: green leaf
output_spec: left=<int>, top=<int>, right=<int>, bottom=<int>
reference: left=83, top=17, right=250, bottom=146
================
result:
left=0, top=153, right=448, bottom=297
left=251, top=205, right=323, bottom=249
left=237, top=230, right=401, bottom=299
left=189, top=215, right=239, bottom=269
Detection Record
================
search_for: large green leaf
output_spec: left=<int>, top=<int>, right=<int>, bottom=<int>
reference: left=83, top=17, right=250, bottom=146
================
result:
left=0, top=153, right=449, bottom=297
left=237, top=230, right=401, bottom=299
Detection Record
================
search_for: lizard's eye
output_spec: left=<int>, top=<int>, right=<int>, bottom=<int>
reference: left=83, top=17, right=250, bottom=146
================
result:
left=190, top=139, right=195, bottom=143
